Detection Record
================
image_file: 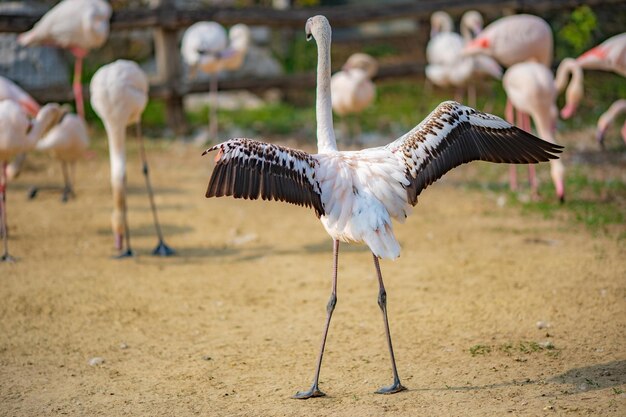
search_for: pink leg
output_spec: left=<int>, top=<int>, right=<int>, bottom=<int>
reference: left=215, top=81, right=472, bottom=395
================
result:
left=0, top=162, right=14, bottom=261
left=209, top=75, right=218, bottom=141
left=73, top=56, right=84, bottom=119
left=522, top=113, right=539, bottom=198
left=506, top=100, right=517, bottom=191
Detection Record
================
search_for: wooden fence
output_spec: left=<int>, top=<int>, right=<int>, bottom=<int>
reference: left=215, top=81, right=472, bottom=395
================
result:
left=0, top=0, right=622, bottom=133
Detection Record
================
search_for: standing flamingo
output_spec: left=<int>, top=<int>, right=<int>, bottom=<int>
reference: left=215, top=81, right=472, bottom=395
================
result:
left=181, top=22, right=251, bottom=141
left=330, top=53, right=378, bottom=144
left=32, top=111, right=90, bottom=201
left=555, top=58, right=585, bottom=119
left=463, top=14, right=553, bottom=67
left=503, top=62, right=571, bottom=202
left=202, top=15, right=562, bottom=398
left=596, top=99, right=626, bottom=147
left=0, top=101, right=66, bottom=261
left=426, top=11, right=501, bottom=106
left=90, top=60, right=174, bottom=258
left=0, top=76, right=41, bottom=180
left=577, top=32, right=626, bottom=77
left=17, top=0, right=111, bottom=119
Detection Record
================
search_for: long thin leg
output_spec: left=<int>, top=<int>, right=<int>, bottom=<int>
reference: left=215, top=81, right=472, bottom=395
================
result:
left=73, top=56, right=84, bottom=119
left=116, top=173, right=134, bottom=258
left=209, top=75, right=218, bottom=142
left=1, top=163, right=15, bottom=262
left=61, top=161, right=73, bottom=202
left=135, top=123, right=175, bottom=256
left=522, top=113, right=539, bottom=198
left=293, top=240, right=339, bottom=399
left=506, top=100, right=517, bottom=191
left=373, top=254, right=406, bottom=394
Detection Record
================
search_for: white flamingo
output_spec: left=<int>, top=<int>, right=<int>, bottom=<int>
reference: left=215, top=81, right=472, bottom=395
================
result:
left=181, top=22, right=251, bottom=141
left=90, top=59, right=174, bottom=258
left=503, top=62, right=574, bottom=202
left=0, top=101, right=66, bottom=261
left=426, top=11, right=501, bottom=106
left=18, top=0, right=111, bottom=119
left=32, top=111, right=90, bottom=201
left=0, top=76, right=41, bottom=180
left=330, top=53, right=378, bottom=144
left=202, top=15, right=562, bottom=398
left=596, top=99, right=626, bottom=147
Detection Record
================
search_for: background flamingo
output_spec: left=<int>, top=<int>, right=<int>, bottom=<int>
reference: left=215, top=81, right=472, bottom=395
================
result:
left=596, top=99, right=626, bottom=147
left=463, top=14, right=553, bottom=67
left=18, top=0, right=111, bottom=119
left=503, top=62, right=572, bottom=202
left=31, top=111, right=90, bottom=202
left=181, top=22, right=251, bottom=142
left=577, top=32, right=626, bottom=77
left=426, top=11, right=501, bottom=107
left=330, top=53, right=378, bottom=144
left=555, top=58, right=585, bottom=119
left=0, top=76, right=41, bottom=180
left=90, top=59, right=174, bottom=258
left=0, top=101, right=66, bottom=261
left=203, top=15, right=562, bottom=399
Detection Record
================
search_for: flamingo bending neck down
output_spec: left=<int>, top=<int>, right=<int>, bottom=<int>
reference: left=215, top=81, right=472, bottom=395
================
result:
left=0, top=101, right=66, bottom=261
left=555, top=58, right=584, bottom=120
left=202, top=15, right=562, bottom=398
left=90, top=60, right=174, bottom=258
left=17, top=0, right=111, bottom=119
left=33, top=111, right=90, bottom=201
left=503, top=62, right=569, bottom=202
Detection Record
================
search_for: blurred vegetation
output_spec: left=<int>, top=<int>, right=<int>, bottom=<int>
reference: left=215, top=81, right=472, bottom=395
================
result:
left=555, top=6, right=598, bottom=60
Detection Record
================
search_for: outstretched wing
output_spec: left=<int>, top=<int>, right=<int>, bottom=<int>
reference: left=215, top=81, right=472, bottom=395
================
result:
left=386, top=101, right=563, bottom=205
left=203, top=138, right=325, bottom=217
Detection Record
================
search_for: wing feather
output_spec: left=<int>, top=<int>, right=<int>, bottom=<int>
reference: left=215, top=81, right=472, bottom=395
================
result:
left=387, top=101, right=563, bottom=205
left=203, top=138, right=325, bottom=217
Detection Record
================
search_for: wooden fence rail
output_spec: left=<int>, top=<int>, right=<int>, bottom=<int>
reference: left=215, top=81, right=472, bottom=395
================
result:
left=0, top=0, right=622, bottom=133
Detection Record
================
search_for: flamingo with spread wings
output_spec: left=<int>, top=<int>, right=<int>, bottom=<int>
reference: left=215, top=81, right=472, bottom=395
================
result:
left=203, top=15, right=562, bottom=399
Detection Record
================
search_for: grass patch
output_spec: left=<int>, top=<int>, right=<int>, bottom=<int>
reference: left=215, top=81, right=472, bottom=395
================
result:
left=469, top=344, right=491, bottom=356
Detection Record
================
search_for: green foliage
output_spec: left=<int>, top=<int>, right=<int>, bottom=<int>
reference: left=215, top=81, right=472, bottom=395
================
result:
left=556, top=6, right=598, bottom=59
left=469, top=344, right=491, bottom=356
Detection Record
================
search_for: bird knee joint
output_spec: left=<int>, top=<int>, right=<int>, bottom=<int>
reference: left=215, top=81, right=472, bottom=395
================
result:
left=326, top=293, right=337, bottom=313
left=377, top=289, right=387, bottom=309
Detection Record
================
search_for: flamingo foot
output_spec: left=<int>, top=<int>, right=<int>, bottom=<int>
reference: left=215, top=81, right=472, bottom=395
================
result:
left=292, top=385, right=326, bottom=399
left=1, top=253, right=16, bottom=263
left=152, top=240, right=175, bottom=257
left=375, top=380, right=407, bottom=395
left=61, top=186, right=75, bottom=203
left=27, top=186, right=38, bottom=200
left=114, top=248, right=134, bottom=259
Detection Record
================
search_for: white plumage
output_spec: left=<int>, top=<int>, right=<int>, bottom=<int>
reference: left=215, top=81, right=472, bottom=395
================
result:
left=203, top=15, right=562, bottom=399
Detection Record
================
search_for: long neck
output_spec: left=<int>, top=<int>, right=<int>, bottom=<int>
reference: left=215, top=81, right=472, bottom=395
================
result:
left=26, top=116, right=53, bottom=149
left=315, top=32, right=337, bottom=153
left=556, top=58, right=584, bottom=113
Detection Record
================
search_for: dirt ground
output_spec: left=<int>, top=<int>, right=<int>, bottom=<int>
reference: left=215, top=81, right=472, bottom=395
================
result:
left=1, top=134, right=624, bottom=416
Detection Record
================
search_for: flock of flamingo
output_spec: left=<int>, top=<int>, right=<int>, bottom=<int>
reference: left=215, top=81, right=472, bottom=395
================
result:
left=0, top=0, right=623, bottom=398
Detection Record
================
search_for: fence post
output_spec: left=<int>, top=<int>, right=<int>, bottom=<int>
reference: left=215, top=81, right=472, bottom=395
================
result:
left=153, top=0, right=188, bottom=135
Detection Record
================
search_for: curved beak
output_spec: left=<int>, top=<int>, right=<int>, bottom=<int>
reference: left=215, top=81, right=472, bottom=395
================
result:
left=305, top=20, right=313, bottom=41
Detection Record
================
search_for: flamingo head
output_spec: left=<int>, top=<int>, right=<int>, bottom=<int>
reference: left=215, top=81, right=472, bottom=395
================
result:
left=343, top=53, right=378, bottom=78
left=305, top=15, right=331, bottom=43
left=550, top=160, right=566, bottom=204
left=463, top=36, right=490, bottom=57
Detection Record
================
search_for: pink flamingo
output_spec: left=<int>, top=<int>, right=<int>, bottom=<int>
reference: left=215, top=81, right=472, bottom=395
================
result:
left=577, top=32, right=626, bottom=77
left=0, top=101, right=66, bottom=261
left=202, top=15, right=562, bottom=398
left=18, top=0, right=111, bottom=119
left=0, top=76, right=40, bottom=117
left=463, top=14, right=553, bottom=67
left=502, top=62, right=579, bottom=202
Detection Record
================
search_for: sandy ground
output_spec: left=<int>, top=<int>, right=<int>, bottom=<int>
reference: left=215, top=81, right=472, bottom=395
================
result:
left=0, top=137, right=625, bottom=417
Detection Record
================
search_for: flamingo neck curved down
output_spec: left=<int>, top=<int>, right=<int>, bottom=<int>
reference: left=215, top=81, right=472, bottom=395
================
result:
left=315, top=32, right=337, bottom=153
